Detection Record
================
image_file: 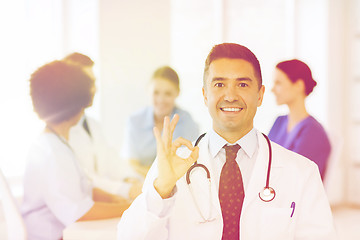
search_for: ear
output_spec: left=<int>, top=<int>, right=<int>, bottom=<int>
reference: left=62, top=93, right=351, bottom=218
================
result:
left=295, top=79, right=306, bottom=96
left=202, top=87, right=208, bottom=106
left=257, top=85, right=265, bottom=107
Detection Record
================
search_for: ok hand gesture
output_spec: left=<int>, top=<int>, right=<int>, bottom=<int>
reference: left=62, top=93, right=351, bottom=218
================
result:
left=153, top=114, right=199, bottom=199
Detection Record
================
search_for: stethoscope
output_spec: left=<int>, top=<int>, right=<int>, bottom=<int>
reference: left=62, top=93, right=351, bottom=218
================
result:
left=185, top=132, right=276, bottom=223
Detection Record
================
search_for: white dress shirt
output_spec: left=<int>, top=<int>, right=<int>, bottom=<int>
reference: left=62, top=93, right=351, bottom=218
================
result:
left=208, top=128, right=258, bottom=191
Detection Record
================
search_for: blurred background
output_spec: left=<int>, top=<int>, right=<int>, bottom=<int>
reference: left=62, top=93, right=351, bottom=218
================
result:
left=0, top=0, right=359, bottom=237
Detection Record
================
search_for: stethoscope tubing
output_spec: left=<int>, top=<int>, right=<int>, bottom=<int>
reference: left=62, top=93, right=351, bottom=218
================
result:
left=186, top=133, right=208, bottom=185
left=262, top=133, right=272, bottom=189
left=186, top=132, right=275, bottom=201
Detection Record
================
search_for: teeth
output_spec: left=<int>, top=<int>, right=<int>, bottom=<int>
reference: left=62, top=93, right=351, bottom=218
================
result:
left=222, top=108, right=241, bottom=112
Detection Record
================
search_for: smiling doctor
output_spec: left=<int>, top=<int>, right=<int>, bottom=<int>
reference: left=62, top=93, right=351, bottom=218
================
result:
left=117, top=43, right=337, bottom=240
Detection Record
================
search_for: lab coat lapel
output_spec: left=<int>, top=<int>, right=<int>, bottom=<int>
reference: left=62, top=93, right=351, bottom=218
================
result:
left=197, top=134, right=222, bottom=220
left=243, top=131, right=272, bottom=209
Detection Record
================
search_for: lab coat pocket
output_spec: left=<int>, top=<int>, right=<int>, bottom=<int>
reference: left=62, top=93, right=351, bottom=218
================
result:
left=190, top=215, right=223, bottom=240
left=259, top=207, right=293, bottom=240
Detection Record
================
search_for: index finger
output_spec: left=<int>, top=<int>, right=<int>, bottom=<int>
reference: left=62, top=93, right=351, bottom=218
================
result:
left=169, top=114, right=179, bottom=137
left=153, top=126, right=162, bottom=143
left=153, top=126, right=165, bottom=154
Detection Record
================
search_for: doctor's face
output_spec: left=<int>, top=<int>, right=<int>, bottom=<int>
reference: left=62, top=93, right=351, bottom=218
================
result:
left=202, top=58, right=265, bottom=138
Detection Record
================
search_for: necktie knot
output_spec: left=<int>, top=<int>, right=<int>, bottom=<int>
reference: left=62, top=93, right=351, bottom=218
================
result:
left=224, top=144, right=241, bottom=163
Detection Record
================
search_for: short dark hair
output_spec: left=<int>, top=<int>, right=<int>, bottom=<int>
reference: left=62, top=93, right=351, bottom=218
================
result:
left=30, top=61, right=94, bottom=124
left=203, top=43, right=262, bottom=89
left=63, top=52, right=94, bottom=67
left=152, top=66, right=180, bottom=90
left=276, top=59, right=317, bottom=96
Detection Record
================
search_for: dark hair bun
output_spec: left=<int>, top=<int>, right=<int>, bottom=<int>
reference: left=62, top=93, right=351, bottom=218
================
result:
left=276, top=59, right=316, bottom=96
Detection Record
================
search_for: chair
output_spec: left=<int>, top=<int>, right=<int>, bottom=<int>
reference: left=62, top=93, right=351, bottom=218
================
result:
left=0, top=169, right=27, bottom=240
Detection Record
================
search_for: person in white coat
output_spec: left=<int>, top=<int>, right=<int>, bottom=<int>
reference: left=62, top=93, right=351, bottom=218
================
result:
left=22, top=61, right=131, bottom=240
left=64, top=52, right=142, bottom=199
left=117, top=43, right=337, bottom=239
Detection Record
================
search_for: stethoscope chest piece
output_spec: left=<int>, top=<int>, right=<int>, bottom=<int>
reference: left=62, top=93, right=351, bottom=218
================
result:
left=259, top=187, right=276, bottom=202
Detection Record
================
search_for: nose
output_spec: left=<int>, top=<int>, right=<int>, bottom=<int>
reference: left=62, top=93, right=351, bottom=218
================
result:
left=223, top=85, right=238, bottom=102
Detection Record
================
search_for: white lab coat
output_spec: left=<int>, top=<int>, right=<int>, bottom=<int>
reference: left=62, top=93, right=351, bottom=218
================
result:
left=118, top=130, right=337, bottom=240
left=69, top=116, right=139, bottom=196
left=22, top=133, right=94, bottom=240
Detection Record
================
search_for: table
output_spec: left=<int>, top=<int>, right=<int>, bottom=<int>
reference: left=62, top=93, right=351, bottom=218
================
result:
left=63, top=217, right=121, bottom=240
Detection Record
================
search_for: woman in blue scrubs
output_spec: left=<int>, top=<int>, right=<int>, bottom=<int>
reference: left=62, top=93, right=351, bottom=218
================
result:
left=268, top=59, right=331, bottom=180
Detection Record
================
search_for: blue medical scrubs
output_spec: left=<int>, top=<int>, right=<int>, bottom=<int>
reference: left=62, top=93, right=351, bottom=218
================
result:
left=268, top=115, right=331, bottom=179
left=122, top=106, right=199, bottom=166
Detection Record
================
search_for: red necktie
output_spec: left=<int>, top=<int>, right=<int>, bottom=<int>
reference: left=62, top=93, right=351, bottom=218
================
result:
left=219, top=144, right=244, bottom=240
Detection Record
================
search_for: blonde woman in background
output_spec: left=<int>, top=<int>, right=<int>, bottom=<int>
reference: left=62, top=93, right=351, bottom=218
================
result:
left=122, top=66, right=199, bottom=177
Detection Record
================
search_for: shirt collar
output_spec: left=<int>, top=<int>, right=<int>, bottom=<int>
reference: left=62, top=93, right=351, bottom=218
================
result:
left=208, top=128, right=258, bottom=159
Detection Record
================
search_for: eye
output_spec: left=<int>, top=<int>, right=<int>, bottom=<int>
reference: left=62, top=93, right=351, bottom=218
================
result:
left=214, top=82, right=224, bottom=87
left=239, top=83, right=248, bottom=87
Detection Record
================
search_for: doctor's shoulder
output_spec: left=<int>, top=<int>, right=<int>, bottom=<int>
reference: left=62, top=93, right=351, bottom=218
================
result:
left=270, top=140, right=320, bottom=176
left=31, top=133, right=64, bottom=158
left=25, top=133, right=64, bottom=177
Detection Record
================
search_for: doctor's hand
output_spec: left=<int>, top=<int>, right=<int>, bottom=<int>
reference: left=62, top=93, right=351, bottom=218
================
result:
left=153, top=114, right=199, bottom=199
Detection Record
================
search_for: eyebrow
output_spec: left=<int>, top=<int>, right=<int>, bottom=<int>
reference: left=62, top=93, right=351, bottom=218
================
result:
left=211, top=77, right=253, bottom=82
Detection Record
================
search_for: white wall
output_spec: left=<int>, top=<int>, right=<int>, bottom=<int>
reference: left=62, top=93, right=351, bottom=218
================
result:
left=170, top=0, right=218, bottom=134
left=325, top=0, right=347, bottom=205
left=62, top=0, right=100, bottom=118
left=98, top=0, right=171, bottom=149
left=344, top=0, right=360, bottom=205
left=0, top=0, right=64, bottom=177
left=223, top=0, right=297, bottom=133
left=294, top=0, right=329, bottom=126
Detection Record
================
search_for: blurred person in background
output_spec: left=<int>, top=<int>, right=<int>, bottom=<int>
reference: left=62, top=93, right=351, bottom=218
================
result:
left=122, top=66, right=199, bottom=177
left=269, top=59, right=331, bottom=180
left=22, top=61, right=130, bottom=240
left=64, top=52, right=142, bottom=200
